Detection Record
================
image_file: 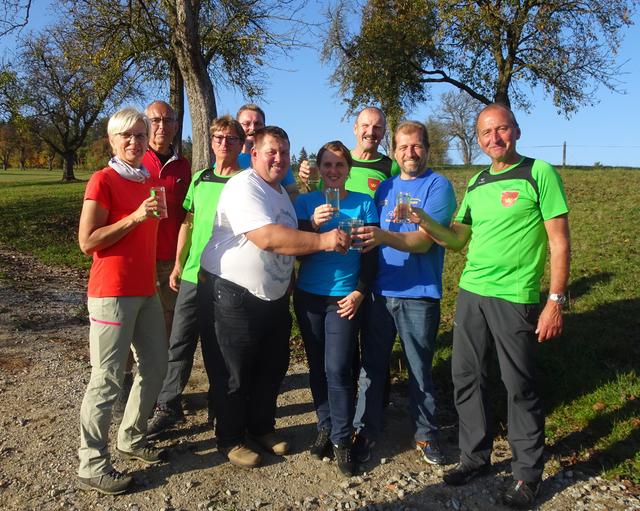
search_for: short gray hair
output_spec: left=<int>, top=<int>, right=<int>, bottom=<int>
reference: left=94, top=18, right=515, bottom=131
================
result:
left=107, top=107, right=150, bottom=137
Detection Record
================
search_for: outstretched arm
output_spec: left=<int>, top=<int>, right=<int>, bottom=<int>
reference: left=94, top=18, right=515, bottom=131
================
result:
left=246, top=223, right=349, bottom=256
left=409, top=207, right=471, bottom=251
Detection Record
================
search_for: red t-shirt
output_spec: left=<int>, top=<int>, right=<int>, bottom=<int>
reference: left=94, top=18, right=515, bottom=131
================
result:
left=85, top=167, right=159, bottom=297
left=141, top=150, right=191, bottom=261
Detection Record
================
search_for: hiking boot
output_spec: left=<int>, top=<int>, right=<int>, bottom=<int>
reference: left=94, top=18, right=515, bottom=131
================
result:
left=351, top=433, right=375, bottom=464
left=112, top=372, right=133, bottom=422
left=116, top=444, right=165, bottom=465
left=309, top=427, right=332, bottom=460
left=220, top=444, right=261, bottom=469
left=250, top=432, right=289, bottom=455
left=333, top=443, right=356, bottom=477
left=147, top=406, right=184, bottom=440
left=76, top=469, right=132, bottom=495
left=502, top=478, right=541, bottom=509
left=443, top=461, right=491, bottom=486
left=416, top=439, right=445, bottom=465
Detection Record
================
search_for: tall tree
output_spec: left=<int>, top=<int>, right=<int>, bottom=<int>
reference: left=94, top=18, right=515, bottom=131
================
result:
left=325, top=0, right=637, bottom=115
left=17, top=28, right=139, bottom=180
left=435, top=91, right=482, bottom=166
left=67, top=0, right=306, bottom=171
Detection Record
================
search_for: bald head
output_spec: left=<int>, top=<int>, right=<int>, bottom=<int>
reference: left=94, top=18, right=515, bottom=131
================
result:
left=353, top=106, right=386, bottom=159
left=145, top=100, right=178, bottom=154
left=476, top=103, right=521, bottom=169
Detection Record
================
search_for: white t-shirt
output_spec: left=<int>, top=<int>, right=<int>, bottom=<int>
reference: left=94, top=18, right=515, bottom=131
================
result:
left=200, top=168, right=297, bottom=300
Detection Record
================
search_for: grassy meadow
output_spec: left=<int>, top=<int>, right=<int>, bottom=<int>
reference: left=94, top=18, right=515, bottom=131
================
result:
left=0, top=166, right=638, bottom=483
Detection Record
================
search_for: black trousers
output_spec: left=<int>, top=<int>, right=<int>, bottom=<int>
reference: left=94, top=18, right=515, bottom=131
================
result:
left=452, top=288, right=544, bottom=482
left=201, top=271, right=291, bottom=448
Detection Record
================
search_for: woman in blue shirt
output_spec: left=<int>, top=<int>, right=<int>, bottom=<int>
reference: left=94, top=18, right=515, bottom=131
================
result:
left=293, top=140, right=379, bottom=477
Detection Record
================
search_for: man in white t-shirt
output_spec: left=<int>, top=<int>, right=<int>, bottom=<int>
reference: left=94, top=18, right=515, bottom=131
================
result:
left=199, top=126, right=349, bottom=469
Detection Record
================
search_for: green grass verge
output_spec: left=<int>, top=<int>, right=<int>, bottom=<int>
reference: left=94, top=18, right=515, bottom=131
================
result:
left=1, top=166, right=638, bottom=482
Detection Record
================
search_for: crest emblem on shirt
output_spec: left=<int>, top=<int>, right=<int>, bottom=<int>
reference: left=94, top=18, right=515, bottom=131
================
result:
left=368, top=178, right=381, bottom=191
left=501, top=191, right=520, bottom=207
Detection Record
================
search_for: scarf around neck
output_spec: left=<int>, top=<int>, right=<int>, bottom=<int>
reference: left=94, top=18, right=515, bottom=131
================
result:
left=109, top=156, right=150, bottom=183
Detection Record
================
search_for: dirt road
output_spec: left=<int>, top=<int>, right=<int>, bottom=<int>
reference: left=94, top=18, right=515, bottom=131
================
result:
left=0, top=249, right=637, bottom=511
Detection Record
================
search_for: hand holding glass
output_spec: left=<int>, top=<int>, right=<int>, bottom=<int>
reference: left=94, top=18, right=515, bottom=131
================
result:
left=338, top=220, right=352, bottom=250
left=349, top=219, right=364, bottom=251
left=325, top=188, right=340, bottom=218
left=307, top=157, right=320, bottom=186
left=150, top=186, right=168, bottom=219
left=394, top=192, right=412, bottom=223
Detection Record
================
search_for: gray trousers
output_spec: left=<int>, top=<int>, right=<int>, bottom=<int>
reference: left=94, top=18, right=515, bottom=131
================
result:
left=452, top=288, right=544, bottom=482
left=78, top=295, right=167, bottom=477
left=156, top=279, right=215, bottom=411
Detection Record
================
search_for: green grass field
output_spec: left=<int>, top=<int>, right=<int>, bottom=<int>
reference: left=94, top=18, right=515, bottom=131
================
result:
left=0, top=167, right=638, bottom=482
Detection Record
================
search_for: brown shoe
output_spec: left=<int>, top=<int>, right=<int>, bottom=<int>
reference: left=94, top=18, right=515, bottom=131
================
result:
left=251, top=432, right=289, bottom=456
left=219, top=444, right=261, bottom=468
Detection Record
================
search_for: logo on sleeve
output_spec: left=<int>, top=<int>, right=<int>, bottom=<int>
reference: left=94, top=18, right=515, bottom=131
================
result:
left=368, top=178, right=381, bottom=191
left=501, top=191, right=520, bottom=207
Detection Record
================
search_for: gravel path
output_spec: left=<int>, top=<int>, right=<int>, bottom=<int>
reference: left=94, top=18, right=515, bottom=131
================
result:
left=0, top=248, right=638, bottom=511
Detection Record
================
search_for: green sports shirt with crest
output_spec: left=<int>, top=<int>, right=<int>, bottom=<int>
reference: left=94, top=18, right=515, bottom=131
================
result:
left=454, top=157, right=569, bottom=304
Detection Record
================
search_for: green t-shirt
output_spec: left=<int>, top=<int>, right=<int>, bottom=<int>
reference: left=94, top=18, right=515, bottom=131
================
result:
left=455, top=157, right=569, bottom=304
left=180, top=166, right=241, bottom=284
left=344, top=154, right=400, bottom=198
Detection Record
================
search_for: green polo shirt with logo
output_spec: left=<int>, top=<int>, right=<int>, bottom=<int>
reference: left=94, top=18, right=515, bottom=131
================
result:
left=344, top=154, right=401, bottom=197
left=455, top=157, right=568, bottom=304
left=180, top=166, right=242, bottom=284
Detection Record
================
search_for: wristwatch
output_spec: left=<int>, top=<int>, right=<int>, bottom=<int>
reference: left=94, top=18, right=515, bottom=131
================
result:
left=548, top=293, right=567, bottom=306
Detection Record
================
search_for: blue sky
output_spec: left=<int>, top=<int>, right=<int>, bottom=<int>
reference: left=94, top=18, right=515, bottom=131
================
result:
left=4, top=1, right=640, bottom=167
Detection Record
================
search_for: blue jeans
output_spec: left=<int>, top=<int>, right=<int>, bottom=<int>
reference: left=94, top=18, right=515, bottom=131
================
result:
left=293, top=289, right=358, bottom=445
left=354, top=293, right=440, bottom=442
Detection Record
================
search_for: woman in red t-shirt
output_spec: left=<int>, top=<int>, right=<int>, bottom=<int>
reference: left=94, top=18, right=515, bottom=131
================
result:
left=76, top=108, right=168, bottom=495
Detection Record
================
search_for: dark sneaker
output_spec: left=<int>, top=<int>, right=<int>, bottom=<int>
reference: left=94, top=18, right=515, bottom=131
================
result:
left=416, top=439, right=445, bottom=465
left=352, top=433, right=375, bottom=464
left=443, top=462, right=491, bottom=486
left=333, top=444, right=356, bottom=477
left=309, top=428, right=332, bottom=460
left=147, top=407, right=184, bottom=440
left=117, top=444, right=165, bottom=465
left=112, top=372, right=134, bottom=422
left=77, top=469, right=132, bottom=495
left=250, top=432, right=289, bottom=455
left=220, top=444, right=261, bottom=469
left=503, top=479, right=541, bottom=509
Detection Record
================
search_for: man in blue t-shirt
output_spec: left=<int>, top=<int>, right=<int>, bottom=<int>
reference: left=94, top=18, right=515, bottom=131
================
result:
left=236, top=103, right=298, bottom=200
left=350, top=120, right=456, bottom=467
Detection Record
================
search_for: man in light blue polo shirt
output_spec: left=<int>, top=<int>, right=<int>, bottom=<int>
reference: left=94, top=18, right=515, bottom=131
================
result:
left=350, top=120, right=456, bottom=466
left=236, top=103, right=298, bottom=200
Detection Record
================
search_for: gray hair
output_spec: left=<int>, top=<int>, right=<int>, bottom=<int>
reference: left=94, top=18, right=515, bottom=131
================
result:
left=107, top=107, right=150, bottom=137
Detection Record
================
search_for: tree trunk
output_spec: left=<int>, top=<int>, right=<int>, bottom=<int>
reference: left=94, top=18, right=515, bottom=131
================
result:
left=62, top=151, right=76, bottom=181
left=169, top=57, right=185, bottom=155
left=170, top=0, right=217, bottom=172
left=48, top=154, right=54, bottom=171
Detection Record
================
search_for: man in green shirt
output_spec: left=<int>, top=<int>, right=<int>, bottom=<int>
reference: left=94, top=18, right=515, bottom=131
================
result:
left=299, top=106, right=399, bottom=197
left=411, top=103, right=570, bottom=510
left=146, top=115, right=246, bottom=438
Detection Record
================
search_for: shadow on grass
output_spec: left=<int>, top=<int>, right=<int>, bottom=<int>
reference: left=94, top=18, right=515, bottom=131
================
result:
left=426, top=273, right=639, bottom=484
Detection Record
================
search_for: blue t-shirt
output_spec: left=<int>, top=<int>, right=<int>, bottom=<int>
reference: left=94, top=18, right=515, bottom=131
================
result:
left=238, top=153, right=295, bottom=187
left=294, top=191, right=379, bottom=296
left=374, top=169, right=456, bottom=299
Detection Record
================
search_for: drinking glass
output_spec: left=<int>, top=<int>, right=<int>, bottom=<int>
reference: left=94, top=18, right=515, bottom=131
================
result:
left=325, top=187, right=340, bottom=218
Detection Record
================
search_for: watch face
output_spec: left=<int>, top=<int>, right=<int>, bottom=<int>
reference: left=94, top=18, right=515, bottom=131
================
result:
left=550, top=293, right=567, bottom=305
